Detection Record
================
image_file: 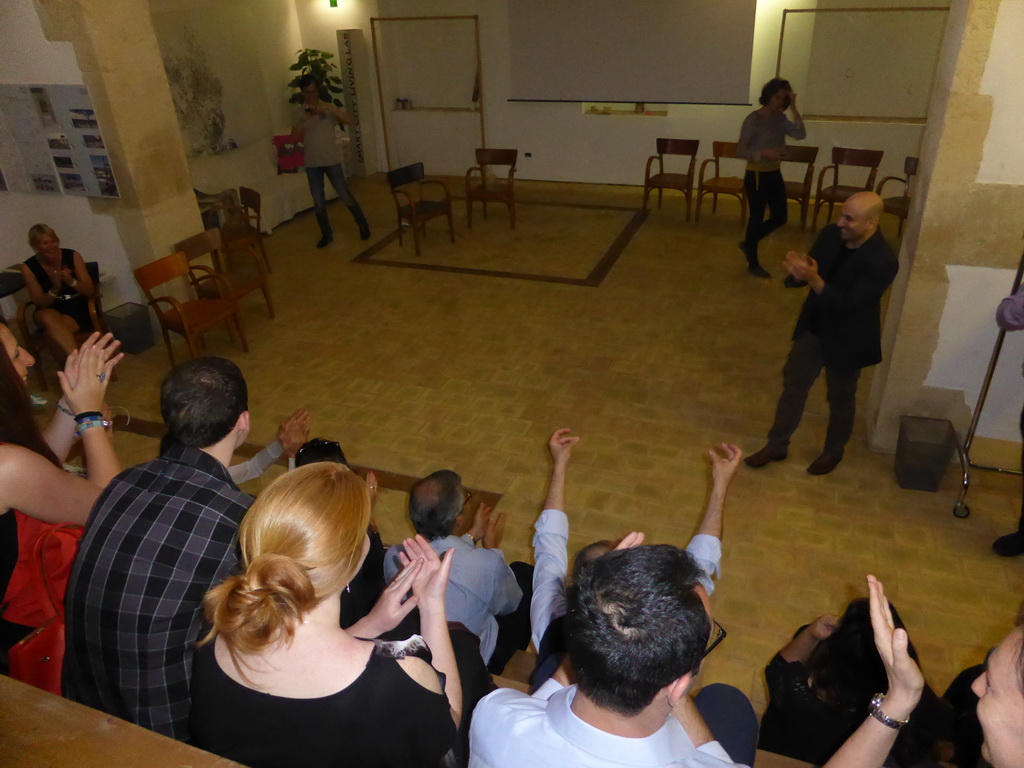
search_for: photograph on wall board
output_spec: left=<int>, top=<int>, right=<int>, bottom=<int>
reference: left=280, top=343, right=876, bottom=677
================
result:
left=47, top=134, right=72, bottom=150
left=59, top=172, right=88, bottom=194
left=90, top=154, right=118, bottom=197
left=52, top=155, right=75, bottom=169
left=83, top=134, right=104, bottom=149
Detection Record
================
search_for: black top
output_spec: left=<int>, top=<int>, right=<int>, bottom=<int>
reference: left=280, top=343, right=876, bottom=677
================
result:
left=793, top=225, right=899, bottom=370
left=24, top=248, right=91, bottom=329
left=190, top=637, right=456, bottom=768
left=758, top=652, right=953, bottom=766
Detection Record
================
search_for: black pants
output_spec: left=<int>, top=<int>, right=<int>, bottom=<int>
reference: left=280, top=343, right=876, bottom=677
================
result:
left=767, top=331, right=861, bottom=455
left=743, top=169, right=788, bottom=261
left=488, top=561, right=534, bottom=675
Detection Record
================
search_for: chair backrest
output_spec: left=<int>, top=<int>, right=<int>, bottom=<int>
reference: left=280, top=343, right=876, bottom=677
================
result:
left=475, top=148, right=518, bottom=167
left=712, top=141, right=741, bottom=161
left=174, top=228, right=223, bottom=261
left=134, top=252, right=189, bottom=299
left=656, top=138, right=699, bottom=157
left=782, top=145, right=819, bottom=165
left=832, top=147, right=884, bottom=169
left=387, top=162, right=425, bottom=189
left=904, top=156, right=919, bottom=177
left=239, top=186, right=261, bottom=214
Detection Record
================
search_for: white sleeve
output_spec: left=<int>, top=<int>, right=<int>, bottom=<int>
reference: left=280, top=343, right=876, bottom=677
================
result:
left=531, top=508, right=569, bottom=651
left=685, top=533, right=722, bottom=595
left=228, top=440, right=283, bottom=484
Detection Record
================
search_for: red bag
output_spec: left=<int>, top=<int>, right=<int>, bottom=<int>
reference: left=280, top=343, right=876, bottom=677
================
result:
left=7, top=521, right=82, bottom=695
left=2, top=513, right=82, bottom=627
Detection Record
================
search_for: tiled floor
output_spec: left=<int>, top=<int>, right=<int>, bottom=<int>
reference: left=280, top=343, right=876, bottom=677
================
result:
left=93, top=174, right=1022, bottom=712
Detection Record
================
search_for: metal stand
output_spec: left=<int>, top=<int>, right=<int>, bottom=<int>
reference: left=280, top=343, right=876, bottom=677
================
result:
left=952, top=251, right=1024, bottom=517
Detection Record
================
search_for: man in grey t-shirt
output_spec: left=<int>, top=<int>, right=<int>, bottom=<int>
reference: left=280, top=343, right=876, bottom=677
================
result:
left=290, top=74, right=370, bottom=248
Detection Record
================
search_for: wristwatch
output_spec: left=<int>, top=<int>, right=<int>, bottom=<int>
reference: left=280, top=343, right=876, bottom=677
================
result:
left=869, top=693, right=910, bottom=730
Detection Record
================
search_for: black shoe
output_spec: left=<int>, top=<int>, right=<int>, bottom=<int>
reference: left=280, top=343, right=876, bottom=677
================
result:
left=748, top=263, right=771, bottom=279
left=316, top=234, right=333, bottom=249
left=358, top=221, right=371, bottom=241
left=993, top=532, right=1024, bottom=557
left=807, top=451, right=843, bottom=475
left=744, top=445, right=787, bottom=468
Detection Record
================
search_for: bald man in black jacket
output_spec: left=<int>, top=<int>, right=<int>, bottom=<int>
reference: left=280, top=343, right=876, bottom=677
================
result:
left=745, top=191, right=899, bottom=475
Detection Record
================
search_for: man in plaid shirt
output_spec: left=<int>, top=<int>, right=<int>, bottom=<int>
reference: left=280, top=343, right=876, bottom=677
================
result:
left=64, top=358, right=253, bottom=741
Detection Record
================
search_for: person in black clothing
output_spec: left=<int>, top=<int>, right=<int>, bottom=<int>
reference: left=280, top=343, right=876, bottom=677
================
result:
left=19, top=224, right=98, bottom=362
left=758, top=598, right=952, bottom=767
left=745, top=191, right=899, bottom=475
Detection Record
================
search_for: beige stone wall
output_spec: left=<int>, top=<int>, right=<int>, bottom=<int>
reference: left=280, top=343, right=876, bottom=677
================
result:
left=868, top=0, right=1024, bottom=450
left=34, top=0, right=202, bottom=267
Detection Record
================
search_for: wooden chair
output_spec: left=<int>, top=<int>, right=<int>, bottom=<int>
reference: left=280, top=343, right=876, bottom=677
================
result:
left=174, top=228, right=274, bottom=319
left=17, top=261, right=107, bottom=391
left=465, top=148, right=518, bottom=229
left=812, top=147, right=884, bottom=230
left=133, top=251, right=248, bottom=367
left=780, top=145, right=819, bottom=231
left=387, top=162, right=455, bottom=257
left=218, top=186, right=271, bottom=272
left=695, top=141, right=746, bottom=224
left=876, top=156, right=919, bottom=236
left=642, top=138, right=700, bottom=219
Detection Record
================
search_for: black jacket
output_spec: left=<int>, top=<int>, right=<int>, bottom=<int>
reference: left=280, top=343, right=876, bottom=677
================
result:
left=793, top=225, right=899, bottom=369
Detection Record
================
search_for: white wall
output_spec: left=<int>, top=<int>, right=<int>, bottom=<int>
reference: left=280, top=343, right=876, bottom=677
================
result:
left=368, top=0, right=928, bottom=183
left=0, top=0, right=139, bottom=311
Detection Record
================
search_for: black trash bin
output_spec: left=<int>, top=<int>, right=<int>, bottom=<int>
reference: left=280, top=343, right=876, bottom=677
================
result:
left=894, top=416, right=956, bottom=491
left=104, top=302, right=154, bottom=354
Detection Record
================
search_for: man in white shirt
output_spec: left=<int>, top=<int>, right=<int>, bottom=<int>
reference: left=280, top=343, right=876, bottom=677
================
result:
left=469, top=544, right=757, bottom=767
left=530, top=430, right=741, bottom=684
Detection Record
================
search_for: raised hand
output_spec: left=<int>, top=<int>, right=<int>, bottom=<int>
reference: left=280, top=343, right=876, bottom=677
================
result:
left=401, top=535, right=453, bottom=611
left=277, top=408, right=311, bottom=458
left=614, top=531, right=645, bottom=550
left=867, top=575, right=924, bottom=719
left=709, top=443, right=742, bottom=487
left=351, top=556, right=423, bottom=638
left=58, top=333, right=123, bottom=415
left=549, top=428, right=580, bottom=469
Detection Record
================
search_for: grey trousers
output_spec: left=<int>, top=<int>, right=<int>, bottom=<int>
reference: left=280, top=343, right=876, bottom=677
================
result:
left=767, top=331, right=861, bottom=455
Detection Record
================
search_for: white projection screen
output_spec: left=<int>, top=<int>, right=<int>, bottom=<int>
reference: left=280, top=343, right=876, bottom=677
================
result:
left=507, top=0, right=757, bottom=104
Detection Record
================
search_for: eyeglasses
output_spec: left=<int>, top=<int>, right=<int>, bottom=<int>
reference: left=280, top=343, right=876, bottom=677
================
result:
left=462, top=489, right=473, bottom=506
left=699, top=619, right=727, bottom=662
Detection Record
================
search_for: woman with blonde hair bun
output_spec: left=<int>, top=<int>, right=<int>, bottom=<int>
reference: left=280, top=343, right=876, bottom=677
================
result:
left=190, top=462, right=461, bottom=768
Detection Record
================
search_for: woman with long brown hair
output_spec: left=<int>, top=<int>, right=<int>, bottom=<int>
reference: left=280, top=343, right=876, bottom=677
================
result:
left=190, top=463, right=461, bottom=767
left=0, top=321, right=122, bottom=646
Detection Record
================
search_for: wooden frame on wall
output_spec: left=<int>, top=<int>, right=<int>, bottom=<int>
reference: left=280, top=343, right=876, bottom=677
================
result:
left=775, top=6, right=948, bottom=124
left=370, top=15, right=486, bottom=170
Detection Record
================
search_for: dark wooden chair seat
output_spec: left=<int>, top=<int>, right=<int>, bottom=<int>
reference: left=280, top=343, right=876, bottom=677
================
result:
left=388, top=162, right=455, bottom=257
left=696, top=141, right=747, bottom=224
left=877, top=156, right=919, bottom=236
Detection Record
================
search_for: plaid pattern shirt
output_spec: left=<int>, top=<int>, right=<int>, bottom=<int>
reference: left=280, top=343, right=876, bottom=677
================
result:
left=63, top=443, right=251, bottom=741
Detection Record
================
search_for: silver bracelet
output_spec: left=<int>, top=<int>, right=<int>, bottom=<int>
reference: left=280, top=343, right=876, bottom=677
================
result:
left=56, top=399, right=75, bottom=418
left=869, top=693, right=909, bottom=730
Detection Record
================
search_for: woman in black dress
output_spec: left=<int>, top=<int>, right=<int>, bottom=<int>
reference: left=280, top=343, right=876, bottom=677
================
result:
left=19, top=223, right=98, bottom=362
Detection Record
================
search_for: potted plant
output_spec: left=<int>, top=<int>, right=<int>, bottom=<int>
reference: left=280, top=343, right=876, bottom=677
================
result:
left=287, top=48, right=344, bottom=106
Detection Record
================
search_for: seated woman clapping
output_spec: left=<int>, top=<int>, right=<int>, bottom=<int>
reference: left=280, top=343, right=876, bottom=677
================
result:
left=0, top=323, right=122, bottom=646
left=190, top=463, right=461, bottom=768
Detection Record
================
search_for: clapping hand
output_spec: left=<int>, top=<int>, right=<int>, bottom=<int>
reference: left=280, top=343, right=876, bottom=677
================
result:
left=867, top=575, right=924, bottom=719
left=399, top=534, right=454, bottom=614
left=277, top=409, right=311, bottom=458
left=614, top=531, right=645, bottom=550
left=58, top=333, right=123, bottom=414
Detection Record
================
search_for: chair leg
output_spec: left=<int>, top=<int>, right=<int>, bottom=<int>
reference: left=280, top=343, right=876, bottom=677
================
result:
left=447, top=211, right=456, bottom=244
left=826, top=200, right=835, bottom=225
left=257, top=239, right=271, bottom=273
left=684, top=191, right=692, bottom=222
left=184, top=331, right=201, bottom=360
left=412, top=220, right=423, bottom=257
left=161, top=327, right=176, bottom=367
left=811, top=200, right=822, bottom=232
left=712, top=192, right=719, bottom=214
left=695, top=193, right=703, bottom=221
left=897, top=217, right=906, bottom=237
left=234, top=313, right=249, bottom=353
left=800, top=201, right=808, bottom=231
left=262, top=283, right=275, bottom=319
left=657, top=188, right=664, bottom=209
left=642, top=185, right=651, bottom=211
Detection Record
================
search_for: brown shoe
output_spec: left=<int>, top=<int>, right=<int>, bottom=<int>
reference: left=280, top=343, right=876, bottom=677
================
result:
left=807, top=451, right=842, bottom=475
left=744, top=445, right=787, bottom=468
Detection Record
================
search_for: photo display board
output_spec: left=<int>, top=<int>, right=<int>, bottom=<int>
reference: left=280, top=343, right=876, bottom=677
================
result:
left=0, top=84, right=119, bottom=198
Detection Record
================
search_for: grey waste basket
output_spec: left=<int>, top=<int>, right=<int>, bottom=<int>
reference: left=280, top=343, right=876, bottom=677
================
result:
left=104, top=302, right=154, bottom=354
left=894, top=416, right=956, bottom=491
